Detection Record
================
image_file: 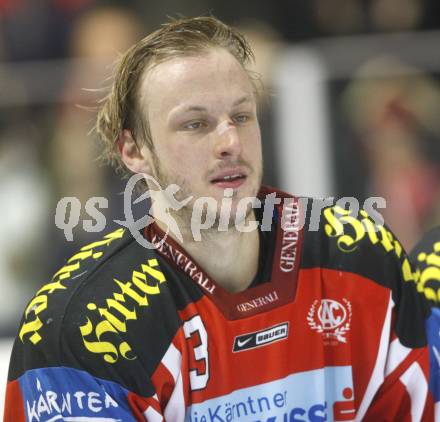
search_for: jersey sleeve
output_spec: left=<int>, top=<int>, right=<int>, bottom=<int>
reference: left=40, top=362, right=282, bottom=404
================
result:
left=4, top=307, right=162, bottom=421
left=426, top=307, right=440, bottom=419
left=319, top=205, right=435, bottom=420
left=4, top=352, right=161, bottom=421
left=409, top=227, right=440, bottom=419
left=361, top=338, right=434, bottom=421
left=3, top=229, right=185, bottom=421
left=5, top=318, right=190, bottom=422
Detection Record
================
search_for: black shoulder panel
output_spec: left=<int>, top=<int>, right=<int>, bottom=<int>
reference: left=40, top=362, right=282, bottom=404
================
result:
left=8, top=228, right=204, bottom=396
left=410, top=226, right=440, bottom=307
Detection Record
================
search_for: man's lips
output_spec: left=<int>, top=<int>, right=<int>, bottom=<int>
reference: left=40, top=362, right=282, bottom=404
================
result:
left=209, top=168, right=248, bottom=188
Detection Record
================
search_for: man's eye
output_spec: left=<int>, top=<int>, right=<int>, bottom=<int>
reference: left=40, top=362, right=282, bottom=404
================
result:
left=184, top=121, right=205, bottom=130
left=233, top=114, right=250, bottom=124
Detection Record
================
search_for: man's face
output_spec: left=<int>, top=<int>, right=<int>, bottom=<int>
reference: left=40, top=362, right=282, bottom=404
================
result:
left=138, top=48, right=263, bottom=227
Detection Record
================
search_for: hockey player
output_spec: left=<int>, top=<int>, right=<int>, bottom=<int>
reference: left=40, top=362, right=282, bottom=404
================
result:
left=4, top=16, right=435, bottom=421
left=410, top=227, right=440, bottom=418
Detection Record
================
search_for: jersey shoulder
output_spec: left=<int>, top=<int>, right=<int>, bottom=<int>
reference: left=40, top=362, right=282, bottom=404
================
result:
left=15, top=228, right=132, bottom=349
left=410, top=226, right=440, bottom=306
left=299, top=200, right=428, bottom=347
left=9, top=228, right=183, bottom=396
left=300, top=201, right=415, bottom=285
left=261, top=189, right=415, bottom=289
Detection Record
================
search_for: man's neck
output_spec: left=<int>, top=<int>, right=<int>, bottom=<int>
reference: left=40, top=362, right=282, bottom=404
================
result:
left=154, top=211, right=260, bottom=294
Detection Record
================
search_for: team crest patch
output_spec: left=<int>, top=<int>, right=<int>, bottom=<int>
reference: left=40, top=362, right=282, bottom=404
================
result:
left=307, top=299, right=352, bottom=345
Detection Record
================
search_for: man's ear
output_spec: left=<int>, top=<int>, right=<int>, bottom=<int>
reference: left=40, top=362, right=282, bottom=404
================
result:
left=118, top=129, right=153, bottom=175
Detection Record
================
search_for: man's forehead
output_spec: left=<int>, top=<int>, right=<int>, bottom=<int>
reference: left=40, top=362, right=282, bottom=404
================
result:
left=145, top=48, right=240, bottom=76
left=138, top=49, right=254, bottom=112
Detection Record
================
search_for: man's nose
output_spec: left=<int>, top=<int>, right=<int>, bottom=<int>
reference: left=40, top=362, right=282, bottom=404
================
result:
left=213, top=120, right=242, bottom=159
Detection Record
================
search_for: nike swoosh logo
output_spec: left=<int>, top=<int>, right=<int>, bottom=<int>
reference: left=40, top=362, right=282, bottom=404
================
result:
left=237, top=337, right=252, bottom=347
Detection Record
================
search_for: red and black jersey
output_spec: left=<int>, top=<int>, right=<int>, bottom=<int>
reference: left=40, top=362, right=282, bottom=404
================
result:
left=4, top=187, right=434, bottom=421
left=410, top=226, right=440, bottom=308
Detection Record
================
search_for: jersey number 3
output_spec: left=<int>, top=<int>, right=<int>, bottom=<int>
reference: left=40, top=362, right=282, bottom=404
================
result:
left=183, top=315, right=210, bottom=391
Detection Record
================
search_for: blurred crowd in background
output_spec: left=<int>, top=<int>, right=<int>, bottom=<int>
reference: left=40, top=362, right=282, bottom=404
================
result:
left=0, top=0, right=439, bottom=337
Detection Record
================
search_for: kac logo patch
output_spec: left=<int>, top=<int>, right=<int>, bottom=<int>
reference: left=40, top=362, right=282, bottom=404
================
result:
left=307, top=298, right=352, bottom=345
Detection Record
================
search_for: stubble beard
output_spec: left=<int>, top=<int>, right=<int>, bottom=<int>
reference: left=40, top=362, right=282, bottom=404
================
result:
left=150, top=151, right=263, bottom=239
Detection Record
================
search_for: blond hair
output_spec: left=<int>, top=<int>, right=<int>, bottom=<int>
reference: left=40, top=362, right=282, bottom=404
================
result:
left=96, top=16, right=256, bottom=174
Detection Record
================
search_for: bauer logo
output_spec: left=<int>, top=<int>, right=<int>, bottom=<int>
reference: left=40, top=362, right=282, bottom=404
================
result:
left=233, top=322, right=289, bottom=352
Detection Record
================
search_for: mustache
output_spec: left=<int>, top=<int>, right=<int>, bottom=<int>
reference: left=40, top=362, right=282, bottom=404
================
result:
left=206, top=159, right=252, bottom=177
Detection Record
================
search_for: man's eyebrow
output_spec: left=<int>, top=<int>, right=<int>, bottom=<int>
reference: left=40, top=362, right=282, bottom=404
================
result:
left=180, top=105, right=207, bottom=113
left=232, top=95, right=253, bottom=107
left=174, top=96, right=254, bottom=114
